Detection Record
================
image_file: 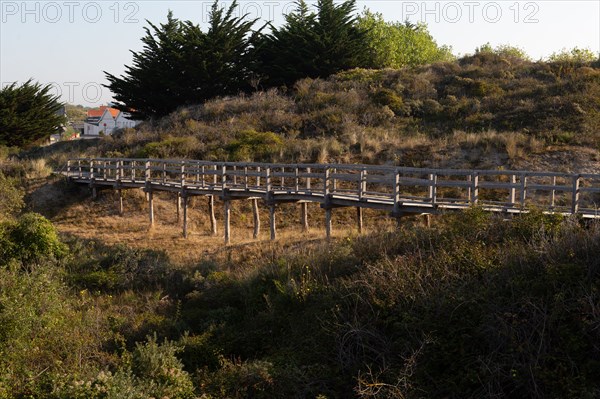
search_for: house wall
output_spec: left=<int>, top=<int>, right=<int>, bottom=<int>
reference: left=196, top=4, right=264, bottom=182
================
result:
left=115, top=113, right=141, bottom=129
left=98, top=111, right=117, bottom=134
left=84, top=122, right=102, bottom=136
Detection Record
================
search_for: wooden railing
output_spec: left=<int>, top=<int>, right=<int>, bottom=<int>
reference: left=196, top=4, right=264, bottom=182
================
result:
left=66, top=158, right=600, bottom=217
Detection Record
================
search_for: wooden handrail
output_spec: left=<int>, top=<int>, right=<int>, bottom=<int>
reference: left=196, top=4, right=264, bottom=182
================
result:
left=62, top=157, right=600, bottom=217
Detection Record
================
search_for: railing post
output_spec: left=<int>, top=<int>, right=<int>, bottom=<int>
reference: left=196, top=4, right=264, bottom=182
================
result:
left=256, top=166, right=261, bottom=188
left=295, top=167, right=299, bottom=192
left=180, top=161, right=186, bottom=187
left=221, top=164, right=227, bottom=190
left=115, top=160, right=121, bottom=181
left=359, top=169, right=367, bottom=200
left=429, top=173, right=437, bottom=205
left=162, top=162, right=166, bottom=183
left=520, top=174, right=527, bottom=208
left=509, top=175, right=516, bottom=206
left=280, top=167, right=285, bottom=189
left=131, top=161, right=136, bottom=181
left=201, top=165, right=206, bottom=187
left=571, top=175, right=581, bottom=214
left=470, top=172, right=479, bottom=205
left=244, top=166, right=249, bottom=190
left=266, top=166, right=272, bottom=193
left=145, top=160, right=150, bottom=183
left=324, top=166, right=330, bottom=196
left=90, top=160, right=95, bottom=180
left=551, top=176, right=556, bottom=209
left=78, top=160, right=82, bottom=177
left=393, top=169, right=401, bottom=213
left=67, top=160, right=71, bottom=176
left=331, top=168, right=337, bottom=193
left=306, top=167, right=311, bottom=191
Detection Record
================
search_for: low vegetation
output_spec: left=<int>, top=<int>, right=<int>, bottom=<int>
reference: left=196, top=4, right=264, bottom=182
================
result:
left=2, top=155, right=600, bottom=398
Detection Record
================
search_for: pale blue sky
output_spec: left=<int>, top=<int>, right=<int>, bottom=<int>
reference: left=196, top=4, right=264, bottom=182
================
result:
left=1, top=0, right=598, bottom=106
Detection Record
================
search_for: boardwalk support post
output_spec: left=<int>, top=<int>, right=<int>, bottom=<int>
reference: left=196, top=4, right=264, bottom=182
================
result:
left=118, top=189, right=123, bottom=216
left=252, top=198, right=260, bottom=239
left=301, top=203, right=309, bottom=232
left=177, top=193, right=182, bottom=223
left=182, top=193, right=188, bottom=238
left=148, top=189, right=154, bottom=226
left=209, top=195, right=217, bottom=236
left=269, top=204, right=276, bottom=240
left=224, top=199, right=231, bottom=244
left=325, top=208, right=332, bottom=239
left=356, top=207, right=363, bottom=233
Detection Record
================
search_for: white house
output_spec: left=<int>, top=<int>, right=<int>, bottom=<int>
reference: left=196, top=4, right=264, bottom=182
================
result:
left=115, top=111, right=139, bottom=129
left=84, top=106, right=140, bottom=136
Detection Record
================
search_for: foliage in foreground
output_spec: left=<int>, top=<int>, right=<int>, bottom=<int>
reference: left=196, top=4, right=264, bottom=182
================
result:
left=2, top=201, right=600, bottom=398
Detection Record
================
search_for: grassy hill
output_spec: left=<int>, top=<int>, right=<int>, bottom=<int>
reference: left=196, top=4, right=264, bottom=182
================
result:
left=61, top=53, right=598, bottom=173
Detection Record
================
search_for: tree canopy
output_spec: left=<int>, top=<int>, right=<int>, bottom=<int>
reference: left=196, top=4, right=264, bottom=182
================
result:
left=0, top=80, right=66, bottom=148
left=357, top=10, right=454, bottom=69
left=257, top=0, right=370, bottom=87
left=105, top=1, right=457, bottom=120
left=105, top=1, right=260, bottom=120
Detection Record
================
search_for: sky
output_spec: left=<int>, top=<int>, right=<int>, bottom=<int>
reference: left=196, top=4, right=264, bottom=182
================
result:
left=1, top=0, right=599, bottom=106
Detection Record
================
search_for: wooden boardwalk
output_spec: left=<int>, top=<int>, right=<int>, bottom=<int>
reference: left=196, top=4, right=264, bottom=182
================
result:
left=65, top=158, right=600, bottom=243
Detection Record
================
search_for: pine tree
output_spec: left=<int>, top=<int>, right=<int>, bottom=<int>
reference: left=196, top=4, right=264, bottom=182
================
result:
left=0, top=80, right=66, bottom=148
left=257, top=0, right=369, bottom=87
left=105, top=11, right=187, bottom=120
left=105, top=1, right=260, bottom=120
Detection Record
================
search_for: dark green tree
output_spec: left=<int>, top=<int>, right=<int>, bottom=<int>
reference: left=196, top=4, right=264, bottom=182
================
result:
left=0, top=80, right=66, bottom=148
left=105, top=11, right=187, bottom=120
left=257, top=0, right=370, bottom=87
left=105, top=1, right=260, bottom=120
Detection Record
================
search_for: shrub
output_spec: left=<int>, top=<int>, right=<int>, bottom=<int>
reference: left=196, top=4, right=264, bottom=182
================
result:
left=132, top=334, right=195, bottom=398
left=70, top=244, right=169, bottom=292
left=139, top=136, right=201, bottom=159
left=371, top=88, right=404, bottom=115
left=548, top=47, right=598, bottom=63
left=226, top=130, right=283, bottom=162
left=2, top=213, right=66, bottom=267
left=0, top=172, right=23, bottom=222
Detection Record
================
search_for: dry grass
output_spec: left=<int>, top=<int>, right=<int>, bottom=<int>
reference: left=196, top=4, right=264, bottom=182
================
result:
left=48, top=186, right=403, bottom=266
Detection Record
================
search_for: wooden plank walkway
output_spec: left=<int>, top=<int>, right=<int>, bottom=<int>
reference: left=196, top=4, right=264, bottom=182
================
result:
left=64, top=158, right=600, bottom=243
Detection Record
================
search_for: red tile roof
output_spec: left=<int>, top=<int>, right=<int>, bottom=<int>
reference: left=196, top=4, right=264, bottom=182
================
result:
left=87, top=106, right=119, bottom=118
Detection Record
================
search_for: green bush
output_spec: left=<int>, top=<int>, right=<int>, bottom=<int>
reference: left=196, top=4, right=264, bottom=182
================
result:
left=131, top=334, right=195, bottom=398
left=139, top=136, right=201, bottom=159
left=69, top=244, right=169, bottom=292
left=0, top=213, right=66, bottom=267
left=226, top=130, right=283, bottom=161
left=0, top=171, right=24, bottom=222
